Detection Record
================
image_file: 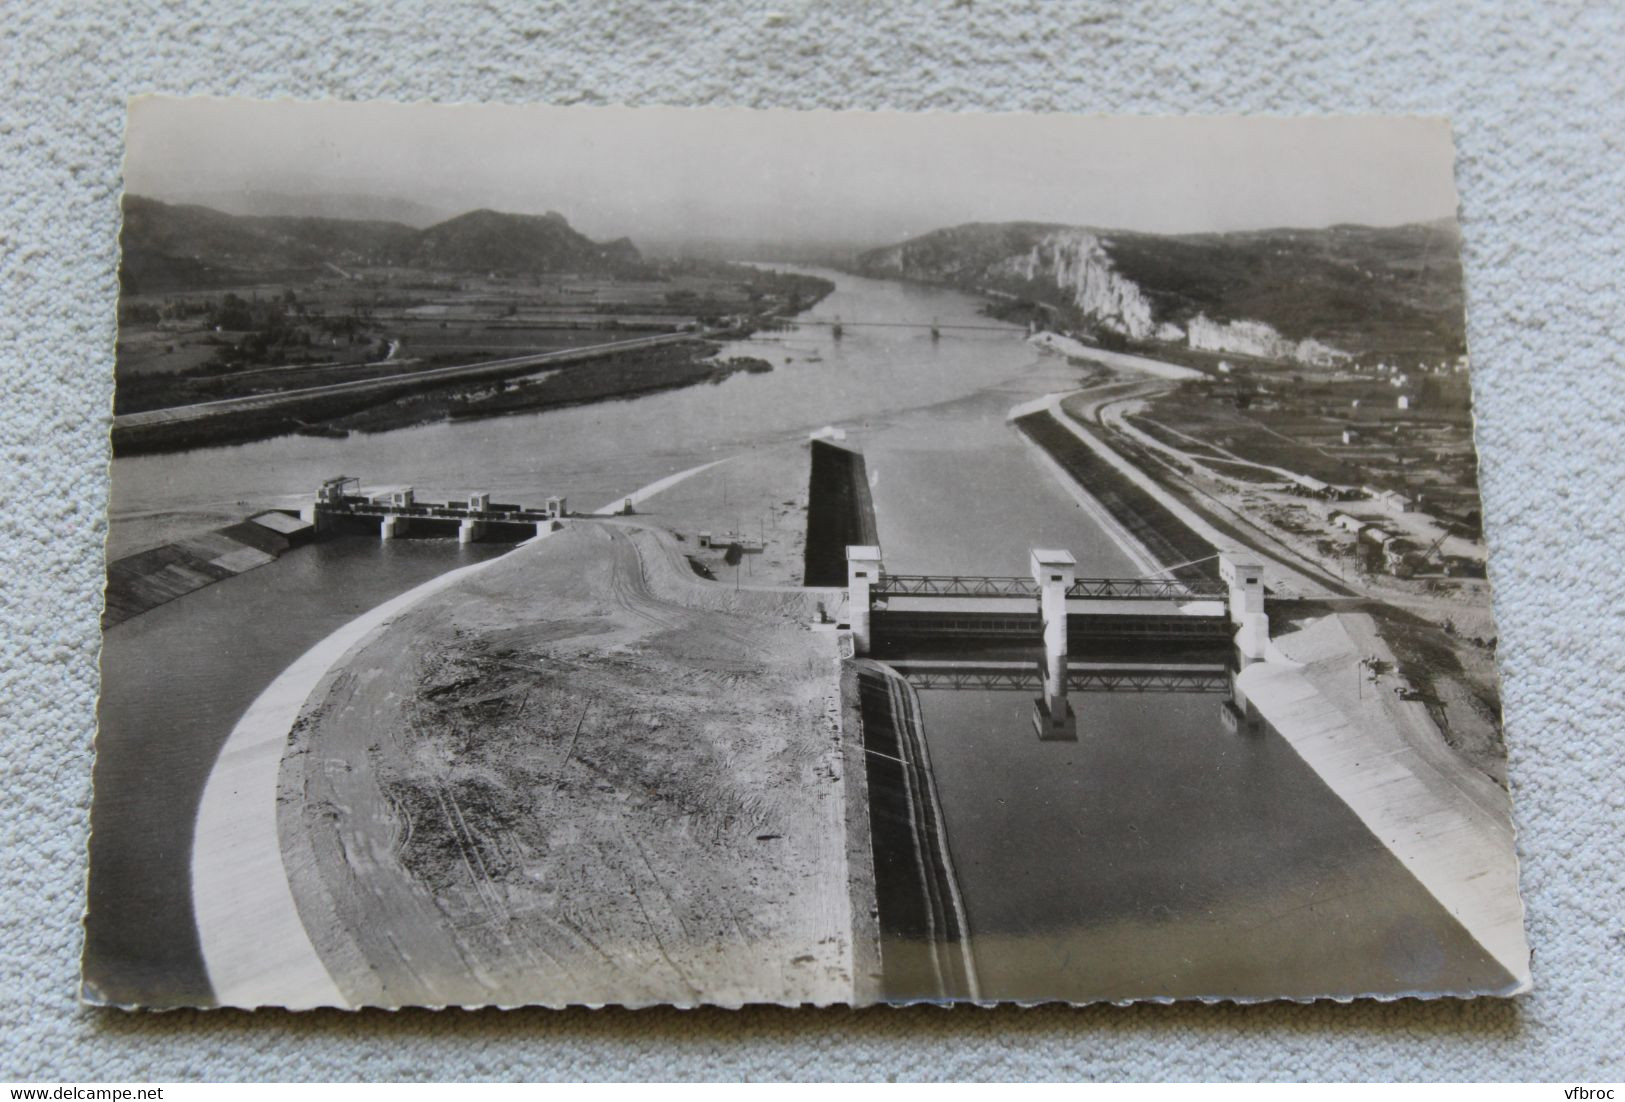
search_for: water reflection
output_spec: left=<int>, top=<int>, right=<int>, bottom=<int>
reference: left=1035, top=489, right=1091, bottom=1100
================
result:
left=897, top=670, right=1514, bottom=1001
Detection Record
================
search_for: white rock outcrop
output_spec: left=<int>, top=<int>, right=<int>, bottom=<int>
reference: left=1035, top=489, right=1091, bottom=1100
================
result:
left=1186, top=313, right=1349, bottom=367
left=991, top=230, right=1158, bottom=340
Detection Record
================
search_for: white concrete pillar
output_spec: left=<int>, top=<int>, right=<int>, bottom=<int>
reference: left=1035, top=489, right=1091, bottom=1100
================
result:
left=458, top=518, right=485, bottom=544
left=1218, top=551, right=1268, bottom=661
left=380, top=515, right=404, bottom=540
left=1222, top=661, right=1260, bottom=734
left=845, top=545, right=883, bottom=656
left=1030, top=548, right=1077, bottom=740
left=300, top=497, right=338, bottom=534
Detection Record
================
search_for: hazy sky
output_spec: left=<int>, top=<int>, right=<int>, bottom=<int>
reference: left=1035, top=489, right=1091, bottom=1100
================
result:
left=125, top=98, right=1459, bottom=246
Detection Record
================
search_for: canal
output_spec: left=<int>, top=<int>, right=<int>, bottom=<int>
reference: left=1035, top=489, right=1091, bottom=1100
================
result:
left=846, top=331, right=1513, bottom=1000
left=86, top=537, right=510, bottom=1006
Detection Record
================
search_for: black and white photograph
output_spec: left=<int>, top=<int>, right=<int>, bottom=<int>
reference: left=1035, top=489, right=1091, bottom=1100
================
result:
left=86, top=99, right=1531, bottom=1010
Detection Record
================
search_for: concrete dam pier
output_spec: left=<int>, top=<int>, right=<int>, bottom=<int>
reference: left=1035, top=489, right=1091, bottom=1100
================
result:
left=299, top=475, right=571, bottom=543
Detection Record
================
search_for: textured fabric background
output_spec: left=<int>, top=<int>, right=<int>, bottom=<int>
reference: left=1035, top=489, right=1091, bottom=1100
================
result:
left=2, top=0, right=1621, bottom=1082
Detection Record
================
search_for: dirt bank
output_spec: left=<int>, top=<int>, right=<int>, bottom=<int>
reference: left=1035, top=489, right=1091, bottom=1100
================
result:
left=277, top=521, right=858, bottom=1007
left=622, top=440, right=814, bottom=589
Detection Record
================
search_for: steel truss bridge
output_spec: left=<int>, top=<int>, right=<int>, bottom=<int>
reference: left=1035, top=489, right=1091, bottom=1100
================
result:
left=799, top=319, right=1023, bottom=333
left=873, top=573, right=1228, bottom=603
left=888, top=662, right=1231, bottom=695
left=870, top=610, right=1235, bottom=644
left=323, top=496, right=556, bottom=525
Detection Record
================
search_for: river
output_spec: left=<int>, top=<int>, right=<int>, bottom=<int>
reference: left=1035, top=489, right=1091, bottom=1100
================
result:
left=105, top=271, right=1031, bottom=558
left=90, top=266, right=1510, bottom=1006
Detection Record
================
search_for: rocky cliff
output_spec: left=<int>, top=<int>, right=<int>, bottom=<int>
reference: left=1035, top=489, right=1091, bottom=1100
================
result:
left=854, top=219, right=1467, bottom=368
left=989, top=229, right=1161, bottom=341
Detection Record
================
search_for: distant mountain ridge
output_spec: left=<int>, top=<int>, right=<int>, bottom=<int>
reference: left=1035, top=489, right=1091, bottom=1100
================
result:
left=155, top=189, right=452, bottom=228
left=406, top=208, right=641, bottom=274
left=854, top=219, right=1466, bottom=366
left=119, top=196, right=646, bottom=292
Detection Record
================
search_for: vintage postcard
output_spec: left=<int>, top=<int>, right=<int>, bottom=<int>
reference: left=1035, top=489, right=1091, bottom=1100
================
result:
left=86, top=99, right=1529, bottom=1009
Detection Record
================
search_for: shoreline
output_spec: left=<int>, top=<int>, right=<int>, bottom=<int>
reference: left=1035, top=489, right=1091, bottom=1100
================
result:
left=186, top=453, right=800, bottom=1008
left=270, top=521, right=858, bottom=1008
left=189, top=539, right=531, bottom=1008
left=1014, top=381, right=1530, bottom=988
left=1008, top=403, right=1163, bottom=576
left=1029, top=332, right=1205, bottom=381
left=1239, top=614, right=1530, bottom=988
left=849, top=659, right=979, bottom=1002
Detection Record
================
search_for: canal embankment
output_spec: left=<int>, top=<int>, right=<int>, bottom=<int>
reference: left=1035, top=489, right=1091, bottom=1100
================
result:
left=1029, top=331, right=1206, bottom=381
left=803, top=438, right=879, bottom=586
left=85, top=536, right=511, bottom=1007
left=1012, top=408, right=1219, bottom=581
left=849, top=659, right=978, bottom=1002
left=192, top=539, right=523, bottom=1009
left=1019, top=387, right=1529, bottom=989
left=1236, top=613, right=1531, bottom=990
left=262, top=521, right=858, bottom=1008
left=102, top=510, right=312, bottom=626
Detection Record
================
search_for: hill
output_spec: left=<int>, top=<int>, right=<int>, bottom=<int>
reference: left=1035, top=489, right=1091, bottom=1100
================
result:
left=855, top=220, right=1466, bottom=367
left=119, top=197, right=646, bottom=292
left=157, top=189, right=450, bottom=227
left=402, top=209, right=642, bottom=275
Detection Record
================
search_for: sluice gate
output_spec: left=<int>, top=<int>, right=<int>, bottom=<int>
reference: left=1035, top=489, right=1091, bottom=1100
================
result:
left=846, top=543, right=1270, bottom=740
left=886, top=661, right=1232, bottom=695
left=301, top=476, right=570, bottom=543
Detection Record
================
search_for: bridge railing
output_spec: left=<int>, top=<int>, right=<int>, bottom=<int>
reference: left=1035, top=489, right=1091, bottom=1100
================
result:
left=1067, top=577, right=1228, bottom=601
left=891, top=665, right=1231, bottom=694
left=873, top=572, right=1227, bottom=602
left=316, top=500, right=554, bottom=522
left=876, top=574, right=1039, bottom=598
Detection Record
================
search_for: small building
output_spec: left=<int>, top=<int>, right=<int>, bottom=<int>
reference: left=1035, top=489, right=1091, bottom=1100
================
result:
left=246, top=510, right=315, bottom=548
left=1397, top=394, right=1412, bottom=410
left=1283, top=473, right=1335, bottom=498
left=1329, top=511, right=1368, bottom=534
left=1342, top=427, right=1362, bottom=445
left=545, top=495, right=567, bottom=519
left=1376, top=488, right=1412, bottom=514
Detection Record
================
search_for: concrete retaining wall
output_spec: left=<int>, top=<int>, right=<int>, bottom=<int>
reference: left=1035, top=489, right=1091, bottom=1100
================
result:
left=803, top=439, right=880, bottom=587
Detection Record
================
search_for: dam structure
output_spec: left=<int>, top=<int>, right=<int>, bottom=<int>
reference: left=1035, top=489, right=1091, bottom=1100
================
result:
left=846, top=543, right=1267, bottom=740
left=300, top=476, right=569, bottom=543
